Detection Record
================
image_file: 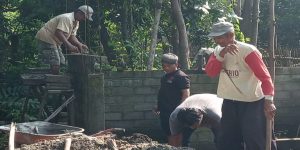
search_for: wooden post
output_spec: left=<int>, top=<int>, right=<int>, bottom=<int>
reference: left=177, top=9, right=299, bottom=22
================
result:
left=64, top=138, right=72, bottom=150
left=67, top=54, right=105, bottom=134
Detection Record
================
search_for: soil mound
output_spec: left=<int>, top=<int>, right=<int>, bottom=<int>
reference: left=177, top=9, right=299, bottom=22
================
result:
left=19, top=132, right=192, bottom=150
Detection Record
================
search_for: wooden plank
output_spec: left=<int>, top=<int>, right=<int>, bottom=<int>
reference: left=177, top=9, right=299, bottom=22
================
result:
left=21, top=74, right=46, bottom=85
left=47, top=89, right=74, bottom=94
left=46, top=83, right=72, bottom=90
left=45, top=74, right=71, bottom=83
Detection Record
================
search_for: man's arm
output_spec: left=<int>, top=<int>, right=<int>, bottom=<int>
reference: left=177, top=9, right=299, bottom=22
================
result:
left=205, top=54, right=223, bottom=77
left=55, top=29, right=78, bottom=52
left=168, top=134, right=182, bottom=147
left=68, top=35, right=88, bottom=53
left=181, top=89, right=190, bottom=102
left=245, top=51, right=274, bottom=99
left=245, top=51, right=276, bottom=119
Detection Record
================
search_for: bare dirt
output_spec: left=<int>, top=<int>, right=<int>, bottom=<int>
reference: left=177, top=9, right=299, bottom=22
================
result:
left=19, top=132, right=192, bottom=150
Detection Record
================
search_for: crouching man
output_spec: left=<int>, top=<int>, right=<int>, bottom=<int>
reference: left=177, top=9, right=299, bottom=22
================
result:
left=169, top=93, right=223, bottom=148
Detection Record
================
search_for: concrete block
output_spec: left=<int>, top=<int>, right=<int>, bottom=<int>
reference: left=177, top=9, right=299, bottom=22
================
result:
left=143, top=78, right=160, bottom=86
left=110, top=87, right=134, bottom=95
left=105, top=120, right=134, bottom=128
left=108, top=79, right=143, bottom=87
left=134, top=103, right=154, bottom=111
left=190, top=74, right=219, bottom=84
left=291, top=91, right=300, bottom=98
left=276, top=67, right=300, bottom=75
left=133, top=120, right=159, bottom=128
left=133, top=71, right=153, bottom=78
left=105, top=113, right=122, bottom=120
left=144, top=111, right=157, bottom=119
left=190, top=83, right=218, bottom=94
left=150, top=71, right=164, bottom=78
left=275, top=91, right=292, bottom=99
left=105, top=104, right=134, bottom=112
left=104, top=88, right=112, bottom=96
left=123, top=112, right=144, bottom=120
left=141, top=95, right=157, bottom=103
left=104, top=96, right=121, bottom=104
left=275, top=75, right=300, bottom=82
left=281, top=83, right=300, bottom=90
left=134, top=87, right=157, bottom=95
left=126, top=95, right=156, bottom=103
left=120, top=104, right=135, bottom=112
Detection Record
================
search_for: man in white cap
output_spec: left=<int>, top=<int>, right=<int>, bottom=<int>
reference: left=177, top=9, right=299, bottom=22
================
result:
left=205, top=21, right=277, bottom=150
left=35, top=5, right=93, bottom=74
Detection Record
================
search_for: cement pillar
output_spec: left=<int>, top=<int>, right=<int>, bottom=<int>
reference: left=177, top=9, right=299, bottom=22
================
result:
left=67, top=54, right=105, bottom=134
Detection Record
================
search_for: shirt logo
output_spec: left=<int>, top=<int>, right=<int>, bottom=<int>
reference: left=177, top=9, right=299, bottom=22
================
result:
left=224, top=69, right=240, bottom=78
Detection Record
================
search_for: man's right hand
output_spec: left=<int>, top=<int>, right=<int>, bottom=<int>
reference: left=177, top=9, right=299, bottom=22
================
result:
left=219, top=42, right=239, bottom=57
left=67, top=44, right=79, bottom=53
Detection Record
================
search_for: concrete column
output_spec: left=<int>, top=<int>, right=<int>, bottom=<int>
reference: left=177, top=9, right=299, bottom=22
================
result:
left=67, top=54, right=105, bottom=134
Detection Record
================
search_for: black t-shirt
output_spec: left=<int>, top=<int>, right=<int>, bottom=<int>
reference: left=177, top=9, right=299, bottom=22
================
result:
left=157, top=70, right=190, bottom=114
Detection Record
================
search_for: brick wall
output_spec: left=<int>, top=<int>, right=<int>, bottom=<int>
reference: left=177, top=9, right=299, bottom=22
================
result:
left=103, top=68, right=300, bottom=147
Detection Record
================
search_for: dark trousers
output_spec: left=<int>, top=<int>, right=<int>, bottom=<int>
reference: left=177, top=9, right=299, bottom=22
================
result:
left=159, top=112, right=172, bottom=136
left=218, top=98, right=277, bottom=150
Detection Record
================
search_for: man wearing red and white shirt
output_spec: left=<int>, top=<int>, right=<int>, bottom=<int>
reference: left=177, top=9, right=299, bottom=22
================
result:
left=205, top=21, right=277, bottom=150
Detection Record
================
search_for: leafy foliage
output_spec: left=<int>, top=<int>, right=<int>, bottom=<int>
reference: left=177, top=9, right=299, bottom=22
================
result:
left=259, top=0, right=300, bottom=49
left=0, top=84, right=39, bottom=122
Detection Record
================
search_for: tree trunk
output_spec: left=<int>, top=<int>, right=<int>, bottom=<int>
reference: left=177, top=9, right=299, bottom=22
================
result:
left=121, top=0, right=134, bottom=70
left=240, top=0, right=253, bottom=38
left=100, top=19, right=117, bottom=65
left=171, top=0, right=190, bottom=69
left=251, top=0, right=260, bottom=46
left=268, top=0, right=275, bottom=81
left=121, top=0, right=129, bottom=41
left=234, top=0, right=242, bottom=17
left=147, top=0, right=163, bottom=70
left=170, top=25, right=179, bottom=55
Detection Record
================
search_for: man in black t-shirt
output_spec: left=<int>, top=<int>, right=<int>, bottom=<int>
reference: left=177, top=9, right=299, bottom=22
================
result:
left=153, top=53, right=190, bottom=145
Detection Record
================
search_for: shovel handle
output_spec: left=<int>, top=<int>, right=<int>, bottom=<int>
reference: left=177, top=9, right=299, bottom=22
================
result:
left=266, top=120, right=272, bottom=150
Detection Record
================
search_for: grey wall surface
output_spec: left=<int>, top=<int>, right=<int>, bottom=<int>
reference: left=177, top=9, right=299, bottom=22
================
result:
left=103, top=68, right=300, bottom=147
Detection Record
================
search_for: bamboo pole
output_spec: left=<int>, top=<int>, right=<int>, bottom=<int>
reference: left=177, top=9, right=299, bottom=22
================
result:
left=9, top=122, right=16, bottom=150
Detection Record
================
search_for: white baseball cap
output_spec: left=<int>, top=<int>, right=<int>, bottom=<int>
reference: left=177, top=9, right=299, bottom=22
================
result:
left=78, top=5, right=93, bottom=21
left=208, top=22, right=234, bottom=37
